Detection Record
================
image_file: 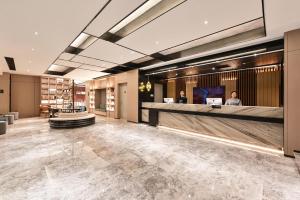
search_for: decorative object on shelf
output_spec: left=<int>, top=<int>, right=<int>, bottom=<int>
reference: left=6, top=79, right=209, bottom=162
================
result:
left=106, top=87, right=115, bottom=112
left=40, top=77, right=72, bottom=110
left=139, top=82, right=145, bottom=92
left=146, top=76, right=151, bottom=92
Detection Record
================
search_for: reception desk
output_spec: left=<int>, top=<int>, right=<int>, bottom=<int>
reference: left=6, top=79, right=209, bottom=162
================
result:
left=141, top=102, right=283, bottom=150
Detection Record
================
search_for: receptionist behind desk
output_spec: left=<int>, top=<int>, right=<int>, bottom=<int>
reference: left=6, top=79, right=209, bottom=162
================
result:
left=177, top=90, right=187, bottom=104
left=225, top=91, right=242, bottom=106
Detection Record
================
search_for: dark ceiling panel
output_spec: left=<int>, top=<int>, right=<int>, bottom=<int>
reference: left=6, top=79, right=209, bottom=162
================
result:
left=4, top=57, right=16, bottom=71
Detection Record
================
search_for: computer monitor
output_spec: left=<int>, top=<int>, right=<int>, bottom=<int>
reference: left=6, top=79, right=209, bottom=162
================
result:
left=206, top=98, right=222, bottom=105
left=164, top=98, right=174, bottom=104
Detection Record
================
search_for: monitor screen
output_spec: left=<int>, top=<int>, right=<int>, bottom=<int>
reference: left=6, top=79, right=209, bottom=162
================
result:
left=206, top=98, right=223, bottom=105
left=164, top=98, right=174, bottom=104
left=193, top=86, right=225, bottom=104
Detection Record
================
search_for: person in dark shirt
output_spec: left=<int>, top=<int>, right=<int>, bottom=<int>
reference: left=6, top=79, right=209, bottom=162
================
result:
left=177, top=90, right=187, bottom=104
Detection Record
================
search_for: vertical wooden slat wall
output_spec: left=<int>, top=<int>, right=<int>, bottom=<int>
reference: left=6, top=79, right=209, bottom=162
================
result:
left=167, top=80, right=176, bottom=100
left=256, top=66, right=281, bottom=107
left=169, top=65, right=282, bottom=106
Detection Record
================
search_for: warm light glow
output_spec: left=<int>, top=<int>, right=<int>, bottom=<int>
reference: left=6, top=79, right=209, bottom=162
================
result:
left=158, top=126, right=283, bottom=155
left=48, top=64, right=68, bottom=72
left=139, top=82, right=146, bottom=92
left=146, top=81, right=152, bottom=92
left=71, top=33, right=89, bottom=47
left=109, top=0, right=162, bottom=34
left=70, top=33, right=97, bottom=49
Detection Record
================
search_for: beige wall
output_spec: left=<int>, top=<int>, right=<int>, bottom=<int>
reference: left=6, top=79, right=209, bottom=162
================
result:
left=114, top=69, right=139, bottom=123
left=11, top=74, right=41, bottom=118
left=0, top=73, right=10, bottom=114
left=284, top=29, right=300, bottom=156
left=86, top=69, right=139, bottom=123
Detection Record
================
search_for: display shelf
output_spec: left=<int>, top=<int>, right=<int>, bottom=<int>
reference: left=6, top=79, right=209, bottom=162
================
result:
left=106, top=87, right=115, bottom=113
left=40, top=76, right=72, bottom=110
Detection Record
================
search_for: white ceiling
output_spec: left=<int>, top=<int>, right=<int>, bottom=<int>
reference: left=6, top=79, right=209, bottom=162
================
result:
left=79, top=65, right=107, bottom=72
left=117, top=0, right=263, bottom=55
left=79, top=39, right=145, bottom=64
left=85, top=0, right=147, bottom=37
left=0, top=0, right=108, bottom=76
left=54, top=60, right=82, bottom=68
left=59, top=53, right=76, bottom=61
left=1, top=0, right=300, bottom=80
left=72, top=55, right=117, bottom=68
left=64, top=68, right=109, bottom=81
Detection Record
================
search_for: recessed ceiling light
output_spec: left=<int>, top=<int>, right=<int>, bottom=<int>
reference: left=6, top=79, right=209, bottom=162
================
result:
left=155, top=41, right=159, bottom=45
left=26, top=69, right=30, bottom=72
left=28, top=60, right=32, bottom=63
left=31, top=48, right=35, bottom=51
left=204, top=20, right=208, bottom=25
left=109, top=0, right=163, bottom=34
left=34, top=31, right=39, bottom=36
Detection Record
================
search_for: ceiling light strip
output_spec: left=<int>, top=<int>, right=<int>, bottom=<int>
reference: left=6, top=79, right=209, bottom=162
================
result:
left=163, top=64, right=281, bottom=81
left=70, top=32, right=98, bottom=49
left=144, top=49, right=283, bottom=75
left=109, top=0, right=186, bottom=38
left=109, top=0, right=163, bottom=34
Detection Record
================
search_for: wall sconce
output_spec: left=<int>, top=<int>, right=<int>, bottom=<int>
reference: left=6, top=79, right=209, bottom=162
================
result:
left=139, top=82, right=145, bottom=92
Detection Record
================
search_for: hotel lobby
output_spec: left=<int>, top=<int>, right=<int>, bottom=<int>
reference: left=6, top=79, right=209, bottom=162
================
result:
left=0, top=0, right=300, bottom=199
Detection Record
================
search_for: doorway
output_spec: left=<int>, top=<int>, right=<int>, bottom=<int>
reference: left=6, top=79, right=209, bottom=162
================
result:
left=119, top=83, right=127, bottom=119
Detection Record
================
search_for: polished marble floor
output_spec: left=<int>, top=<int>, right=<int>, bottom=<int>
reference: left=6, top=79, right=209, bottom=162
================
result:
left=0, top=117, right=299, bottom=200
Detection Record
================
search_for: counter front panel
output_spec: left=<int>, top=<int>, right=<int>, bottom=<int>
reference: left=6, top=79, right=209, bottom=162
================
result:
left=141, top=103, right=283, bottom=150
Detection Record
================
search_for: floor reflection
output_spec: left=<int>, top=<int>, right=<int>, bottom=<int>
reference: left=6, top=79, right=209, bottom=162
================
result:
left=0, top=117, right=299, bottom=200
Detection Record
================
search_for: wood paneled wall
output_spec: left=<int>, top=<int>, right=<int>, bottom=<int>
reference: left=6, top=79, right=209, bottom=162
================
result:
left=186, top=81, right=197, bottom=104
left=237, top=69, right=256, bottom=106
left=256, top=66, right=281, bottom=107
left=0, top=73, right=10, bottom=114
left=167, top=65, right=283, bottom=107
left=167, top=80, right=176, bottom=99
left=11, top=74, right=41, bottom=118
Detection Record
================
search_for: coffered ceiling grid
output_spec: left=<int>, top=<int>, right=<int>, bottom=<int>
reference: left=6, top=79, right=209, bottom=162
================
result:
left=47, top=0, right=265, bottom=78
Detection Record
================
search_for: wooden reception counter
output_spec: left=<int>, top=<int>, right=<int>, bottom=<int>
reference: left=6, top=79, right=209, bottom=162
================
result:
left=141, top=102, right=284, bottom=150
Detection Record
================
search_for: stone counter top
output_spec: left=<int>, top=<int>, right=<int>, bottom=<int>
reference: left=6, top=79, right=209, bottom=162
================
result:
left=49, top=113, right=95, bottom=121
left=142, top=102, right=283, bottom=119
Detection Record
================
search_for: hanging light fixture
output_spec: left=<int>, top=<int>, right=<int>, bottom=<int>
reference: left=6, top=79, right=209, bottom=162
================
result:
left=146, top=76, right=152, bottom=92
left=139, top=82, right=145, bottom=92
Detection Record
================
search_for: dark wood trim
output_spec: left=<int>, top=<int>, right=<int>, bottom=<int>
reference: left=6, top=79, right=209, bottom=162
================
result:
left=143, top=39, right=284, bottom=74
left=9, top=74, right=12, bottom=112
left=261, top=0, right=267, bottom=36
left=49, top=117, right=95, bottom=129
left=149, top=109, right=159, bottom=126
left=72, top=80, right=75, bottom=112
left=142, top=107, right=284, bottom=124
left=284, top=154, right=295, bottom=158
